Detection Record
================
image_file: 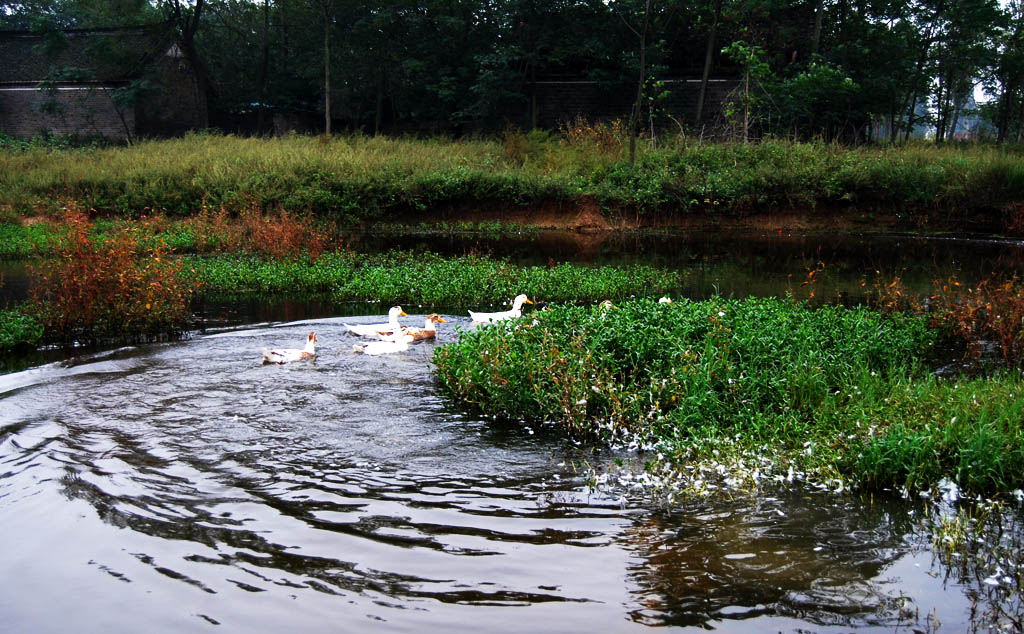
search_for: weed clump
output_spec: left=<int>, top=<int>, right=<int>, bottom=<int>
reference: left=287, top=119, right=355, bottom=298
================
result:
left=29, top=202, right=197, bottom=344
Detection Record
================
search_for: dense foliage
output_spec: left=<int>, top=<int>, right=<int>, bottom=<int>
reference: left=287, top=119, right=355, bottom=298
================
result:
left=0, top=307, right=43, bottom=350
left=186, top=251, right=683, bottom=305
left=4, top=0, right=1023, bottom=142
left=28, top=204, right=197, bottom=344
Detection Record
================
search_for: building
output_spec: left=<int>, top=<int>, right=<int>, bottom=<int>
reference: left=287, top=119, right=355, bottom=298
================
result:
left=0, top=25, right=206, bottom=141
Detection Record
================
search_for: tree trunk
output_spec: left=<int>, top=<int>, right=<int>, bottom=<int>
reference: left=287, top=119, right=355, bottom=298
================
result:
left=997, top=80, right=1012, bottom=143
left=1017, top=95, right=1024, bottom=142
left=949, top=95, right=962, bottom=140
left=629, top=0, right=652, bottom=166
left=696, top=0, right=722, bottom=123
left=904, top=92, right=918, bottom=142
left=811, top=0, right=824, bottom=56
left=743, top=66, right=750, bottom=142
left=257, top=0, right=270, bottom=133
left=165, top=0, right=209, bottom=129
left=322, top=2, right=331, bottom=135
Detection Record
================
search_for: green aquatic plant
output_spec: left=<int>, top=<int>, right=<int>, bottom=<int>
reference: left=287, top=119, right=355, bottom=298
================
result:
left=0, top=223, right=56, bottom=258
left=183, top=252, right=357, bottom=295
left=0, top=306, right=43, bottom=350
left=847, top=372, right=1024, bottom=492
left=186, top=250, right=684, bottom=305
left=434, top=297, right=932, bottom=441
left=435, top=295, right=1024, bottom=493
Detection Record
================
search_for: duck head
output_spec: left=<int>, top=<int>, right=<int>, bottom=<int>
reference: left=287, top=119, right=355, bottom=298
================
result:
left=511, top=294, right=534, bottom=310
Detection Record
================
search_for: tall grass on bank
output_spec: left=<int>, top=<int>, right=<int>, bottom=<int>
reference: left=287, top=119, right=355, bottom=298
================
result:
left=433, top=297, right=1024, bottom=493
left=3, top=134, right=1024, bottom=223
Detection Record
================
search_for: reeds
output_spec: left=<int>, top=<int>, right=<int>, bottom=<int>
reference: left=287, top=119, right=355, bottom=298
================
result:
left=3, top=134, right=1024, bottom=223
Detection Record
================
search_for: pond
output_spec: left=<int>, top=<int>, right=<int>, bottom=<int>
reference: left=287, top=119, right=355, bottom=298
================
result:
left=1, top=228, right=1023, bottom=632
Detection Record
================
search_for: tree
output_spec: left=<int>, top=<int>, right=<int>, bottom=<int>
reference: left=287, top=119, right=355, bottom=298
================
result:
left=722, top=39, right=771, bottom=141
left=929, top=0, right=1002, bottom=142
left=696, top=0, right=723, bottom=123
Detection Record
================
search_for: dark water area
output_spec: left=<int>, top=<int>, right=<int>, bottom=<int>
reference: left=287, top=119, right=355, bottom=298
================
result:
left=2, top=229, right=1023, bottom=631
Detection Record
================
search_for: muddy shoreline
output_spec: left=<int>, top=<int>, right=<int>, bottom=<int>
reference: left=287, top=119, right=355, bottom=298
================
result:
left=405, top=198, right=1021, bottom=237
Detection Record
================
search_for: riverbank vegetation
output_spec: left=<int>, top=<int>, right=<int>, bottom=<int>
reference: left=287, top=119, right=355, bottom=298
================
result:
left=433, top=297, right=1024, bottom=494
left=3, top=135, right=1024, bottom=230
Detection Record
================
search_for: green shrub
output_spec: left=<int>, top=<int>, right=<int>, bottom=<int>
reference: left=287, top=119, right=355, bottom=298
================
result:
left=0, top=306, right=43, bottom=350
left=4, top=136, right=1024, bottom=222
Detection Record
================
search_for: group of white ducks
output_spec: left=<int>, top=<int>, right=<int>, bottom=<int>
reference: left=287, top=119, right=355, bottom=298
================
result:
left=261, top=294, right=535, bottom=363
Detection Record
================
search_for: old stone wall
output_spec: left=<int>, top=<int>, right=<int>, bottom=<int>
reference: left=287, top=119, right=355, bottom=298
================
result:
left=0, top=27, right=204, bottom=140
left=0, top=84, right=134, bottom=139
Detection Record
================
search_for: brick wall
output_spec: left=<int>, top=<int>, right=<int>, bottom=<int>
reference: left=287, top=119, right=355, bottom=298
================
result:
left=0, top=27, right=204, bottom=140
left=0, top=84, right=134, bottom=139
left=531, top=78, right=739, bottom=129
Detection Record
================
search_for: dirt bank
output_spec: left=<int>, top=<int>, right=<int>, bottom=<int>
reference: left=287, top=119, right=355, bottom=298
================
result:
left=412, top=197, right=1019, bottom=237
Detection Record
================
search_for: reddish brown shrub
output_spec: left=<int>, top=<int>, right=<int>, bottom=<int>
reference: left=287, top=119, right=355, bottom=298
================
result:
left=30, top=201, right=197, bottom=343
left=183, top=199, right=330, bottom=261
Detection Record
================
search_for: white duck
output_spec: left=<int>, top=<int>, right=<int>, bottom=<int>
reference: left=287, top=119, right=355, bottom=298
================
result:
left=262, top=331, right=317, bottom=364
left=353, top=330, right=413, bottom=355
left=343, top=306, right=408, bottom=337
left=375, top=313, right=448, bottom=341
left=469, top=294, right=534, bottom=323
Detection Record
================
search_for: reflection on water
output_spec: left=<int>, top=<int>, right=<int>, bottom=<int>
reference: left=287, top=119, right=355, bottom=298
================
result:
left=0, top=313, right=1010, bottom=632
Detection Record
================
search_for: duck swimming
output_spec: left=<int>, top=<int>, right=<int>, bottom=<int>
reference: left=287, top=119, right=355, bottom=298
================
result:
left=375, top=313, right=447, bottom=341
left=353, top=330, right=413, bottom=355
left=344, top=306, right=408, bottom=337
left=469, top=294, right=534, bottom=323
left=262, top=331, right=317, bottom=364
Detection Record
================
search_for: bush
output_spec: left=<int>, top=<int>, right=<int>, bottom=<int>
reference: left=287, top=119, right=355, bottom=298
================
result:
left=30, top=202, right=197, bottom=344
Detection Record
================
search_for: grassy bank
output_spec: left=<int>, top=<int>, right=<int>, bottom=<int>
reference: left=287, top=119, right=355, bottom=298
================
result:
left=433, top=297, right=1024, bottom=494
left=2, top=134, right=1024, bottom=225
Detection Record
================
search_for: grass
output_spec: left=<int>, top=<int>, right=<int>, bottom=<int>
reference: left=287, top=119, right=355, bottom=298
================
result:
left=2, top=134, right=1024, bottom=225
left=433, top=296, right=1024, bottom=494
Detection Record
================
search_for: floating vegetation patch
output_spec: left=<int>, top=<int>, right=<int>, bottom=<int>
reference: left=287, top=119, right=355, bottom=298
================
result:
left=434, top=297, right=1024, bottom=494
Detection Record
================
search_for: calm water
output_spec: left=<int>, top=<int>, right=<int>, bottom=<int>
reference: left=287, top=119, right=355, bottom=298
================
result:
left=1, top=229, right=1023, bottom=631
